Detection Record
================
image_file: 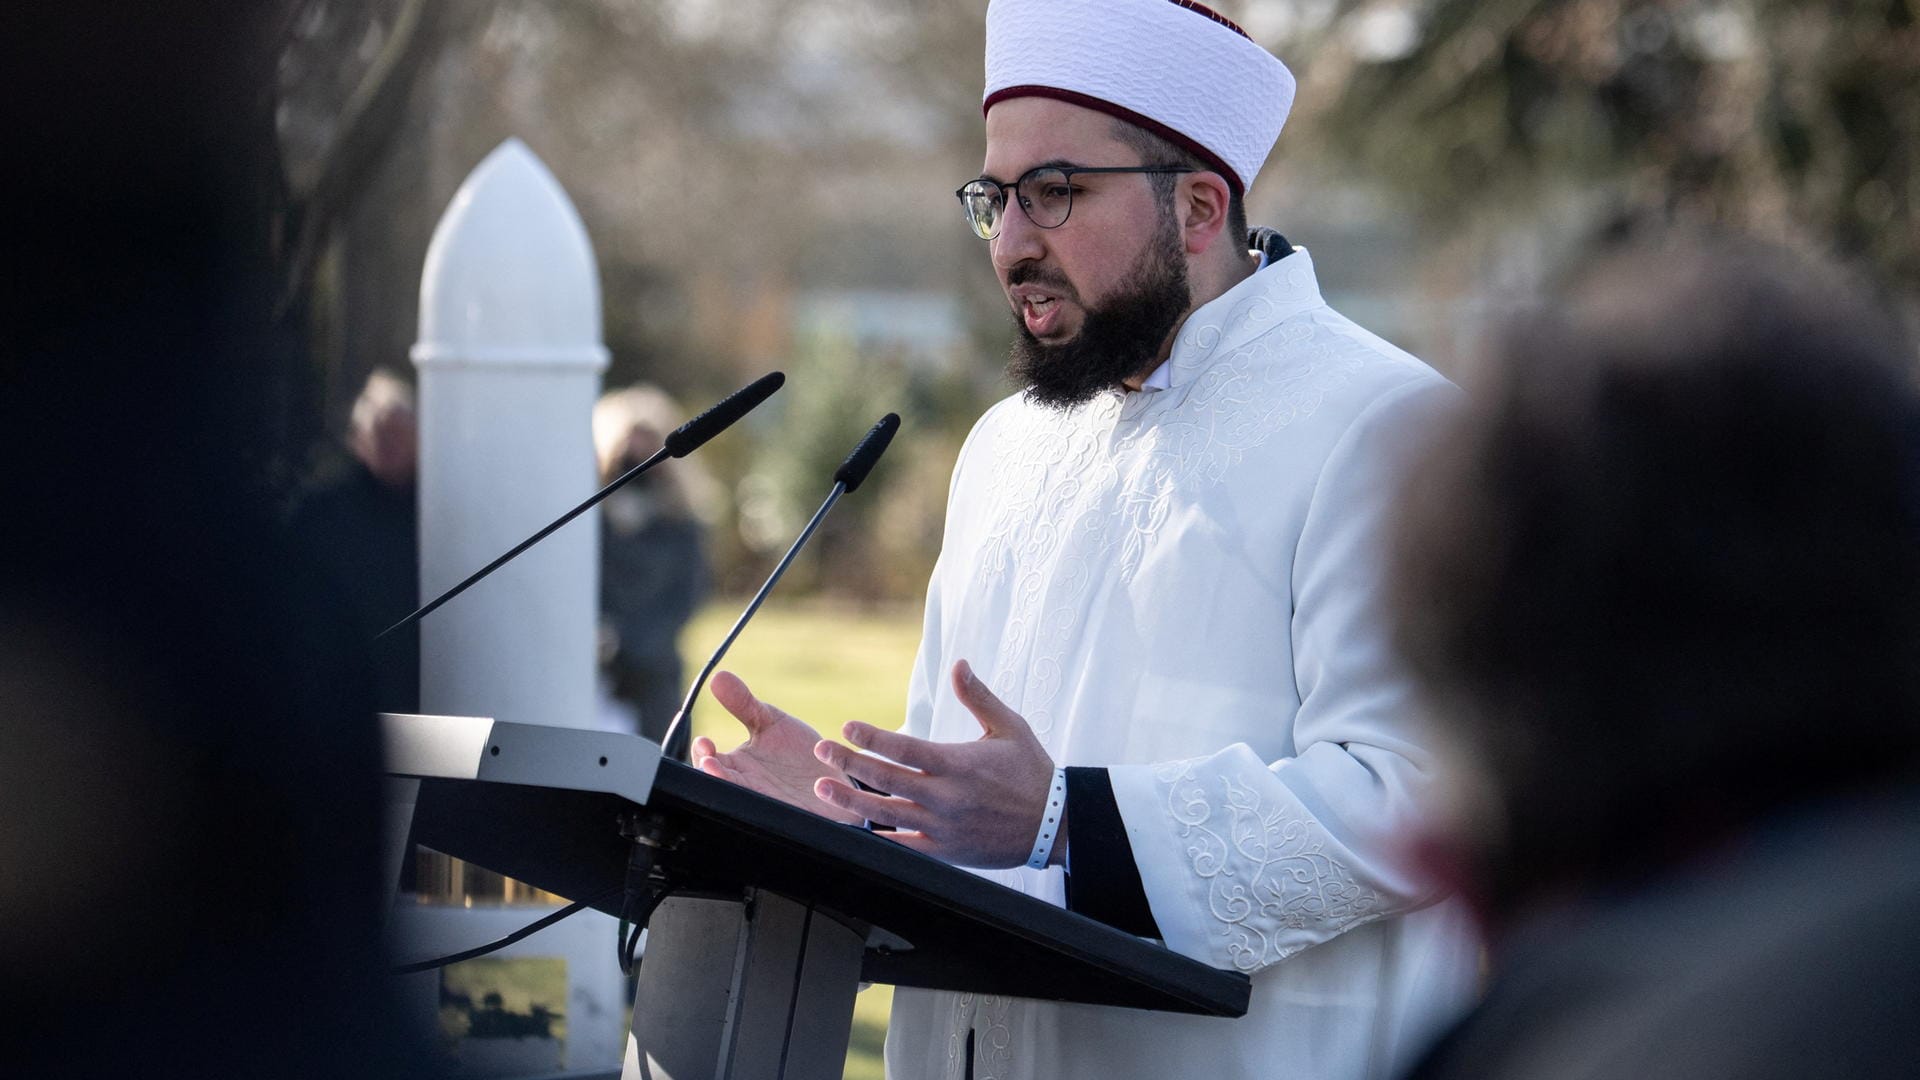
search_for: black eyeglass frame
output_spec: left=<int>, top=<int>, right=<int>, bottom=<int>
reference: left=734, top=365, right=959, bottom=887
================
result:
left=955, top=165, right=1199, bottom=240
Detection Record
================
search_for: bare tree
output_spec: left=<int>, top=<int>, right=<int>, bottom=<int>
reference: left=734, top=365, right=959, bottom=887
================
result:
left=1295, top=0, right=1919, bottom=292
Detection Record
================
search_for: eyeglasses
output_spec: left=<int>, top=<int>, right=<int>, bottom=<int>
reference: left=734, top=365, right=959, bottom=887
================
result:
left=955, top=165, right=1198, bottom=240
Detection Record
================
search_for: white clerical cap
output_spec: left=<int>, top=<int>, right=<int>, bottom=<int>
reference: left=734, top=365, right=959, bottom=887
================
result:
left=983, top=0, right=1296, bottom=195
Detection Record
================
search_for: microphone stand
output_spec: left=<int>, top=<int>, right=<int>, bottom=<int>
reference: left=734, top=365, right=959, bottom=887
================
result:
left=373, top=371, right=784, bottom=643
left=660, top=411, right=899, bottom=761
left=375, top=446, right=669, bottom=642
left=659, top=484, right=844, bottom=761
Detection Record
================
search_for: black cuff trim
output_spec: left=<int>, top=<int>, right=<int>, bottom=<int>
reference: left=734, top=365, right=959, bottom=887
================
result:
left=1063, top=766, right=1161, bottom=938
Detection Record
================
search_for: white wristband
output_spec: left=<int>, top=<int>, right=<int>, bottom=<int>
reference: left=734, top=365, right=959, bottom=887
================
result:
left=1026, top=766, right=1068, bottom=870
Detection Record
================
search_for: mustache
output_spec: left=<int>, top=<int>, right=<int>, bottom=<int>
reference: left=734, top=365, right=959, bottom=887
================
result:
left=1006, top=262, right=1077, bottom=298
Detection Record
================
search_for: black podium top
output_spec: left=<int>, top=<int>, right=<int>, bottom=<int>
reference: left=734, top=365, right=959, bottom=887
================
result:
left=409, top=758, right=1250, bottom=1018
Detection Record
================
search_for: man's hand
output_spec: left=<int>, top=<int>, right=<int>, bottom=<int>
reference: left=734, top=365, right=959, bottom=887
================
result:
left=689, top=671, right=864, bottom=826
left=811, top=659, right=1059, bottom=868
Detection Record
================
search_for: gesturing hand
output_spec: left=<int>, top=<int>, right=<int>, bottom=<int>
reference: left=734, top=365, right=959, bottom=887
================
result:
left=811, top=659, right=1059, bottom=869
left=689, top=671, right=865, bottom=826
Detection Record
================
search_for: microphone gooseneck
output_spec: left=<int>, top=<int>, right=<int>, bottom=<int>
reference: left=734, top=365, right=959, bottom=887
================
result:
left=661, top=412, right=902, bottom=760
left=374, top=372, right=785, bottom=642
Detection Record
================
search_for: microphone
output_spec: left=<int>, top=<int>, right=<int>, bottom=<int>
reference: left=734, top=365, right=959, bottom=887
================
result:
left=833, top=409, right=898, bottom=493
left=663, top=371, right=785, bottom=458
left=660, top=412, right=900, bottom=760
left=375, top=372, right=786, bottom=641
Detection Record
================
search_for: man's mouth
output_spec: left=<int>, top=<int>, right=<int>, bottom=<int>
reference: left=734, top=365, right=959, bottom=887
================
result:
left=1023, top=295, right=1061, bottom=336
left=1012, top=284, right=1070, bottom=338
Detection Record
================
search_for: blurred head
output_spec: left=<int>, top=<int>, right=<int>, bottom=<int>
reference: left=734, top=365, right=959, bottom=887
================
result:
left=975, top=0, right=1291, bottom=406
left=593, top=384, right=679, bottom=478
left=1393, top=236, right=1920, bottom=922
left=593, top=384, right=714, bottom=521
left=6, top=9, right=424, bottom=1070
left=347, top=369, right=417, bottom=490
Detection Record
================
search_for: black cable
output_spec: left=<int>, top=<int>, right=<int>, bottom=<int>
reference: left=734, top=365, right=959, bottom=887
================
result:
left=392, top=887, right=621, bottom=975
left=621, top=908, right=645, bottom=974
left=617, top=886, right=675, bottom=978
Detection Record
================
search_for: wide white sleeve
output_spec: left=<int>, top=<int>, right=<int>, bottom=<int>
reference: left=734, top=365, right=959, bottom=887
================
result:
left=1107, top=377, right=1459, bottom=973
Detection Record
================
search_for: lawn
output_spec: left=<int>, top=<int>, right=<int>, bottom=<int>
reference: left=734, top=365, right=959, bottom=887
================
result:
left=680, top=599, right=924, bottom=745
left=679, top=598, right=924, bottom=1080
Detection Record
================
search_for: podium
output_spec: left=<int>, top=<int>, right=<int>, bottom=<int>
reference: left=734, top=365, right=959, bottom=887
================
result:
left=383, top=714, right=1249, bottom=1080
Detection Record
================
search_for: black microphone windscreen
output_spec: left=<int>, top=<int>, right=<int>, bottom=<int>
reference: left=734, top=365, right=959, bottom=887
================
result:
left=833, top=412, right=900, bottom=494
left=663, top=371, right=785, bottom=458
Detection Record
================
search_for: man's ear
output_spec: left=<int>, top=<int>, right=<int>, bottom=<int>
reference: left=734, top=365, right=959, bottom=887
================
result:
left=1176, top=171, right=1234, bottom=256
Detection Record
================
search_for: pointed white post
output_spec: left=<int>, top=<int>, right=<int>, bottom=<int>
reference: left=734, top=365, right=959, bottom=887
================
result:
left=412, top=137, right=608, bottom=733
left=402, top=139, right=623, bottom=1074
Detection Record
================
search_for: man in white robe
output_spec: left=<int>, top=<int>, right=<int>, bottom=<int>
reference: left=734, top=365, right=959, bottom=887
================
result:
left=692, top=2, right=1481, bottom=1076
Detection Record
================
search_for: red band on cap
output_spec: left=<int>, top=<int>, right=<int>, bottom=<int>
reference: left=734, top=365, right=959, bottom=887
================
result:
left=1167, top=0, right=1252, bottom=39
left=982, top=84, right=1246, bottom=195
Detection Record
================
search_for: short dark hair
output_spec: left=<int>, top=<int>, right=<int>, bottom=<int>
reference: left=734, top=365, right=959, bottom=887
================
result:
left=1108, top=118, right=1248, bottom=246
left=1392, top=236, right=1920, bottom=917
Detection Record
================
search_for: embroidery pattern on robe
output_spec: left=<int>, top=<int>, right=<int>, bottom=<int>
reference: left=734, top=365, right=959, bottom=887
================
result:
left=974, top=995, right=1014, bottom=1080
left=974, top=395, right=1119, bottom=742
left=943, top=992, right=974, bottom=1080
left=1154, top=756, right=1385, bottom=971
left=936, top=990, right=1016, bottom=1080
left=974, top=309, right=1367, bottom=749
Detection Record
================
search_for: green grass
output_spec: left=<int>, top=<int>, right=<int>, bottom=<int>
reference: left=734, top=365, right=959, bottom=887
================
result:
left=681, top=600, right=922, bottom=746
left=679, top=598, right=921, bottom=1080
left=845, top=983, right=894, bottom=1080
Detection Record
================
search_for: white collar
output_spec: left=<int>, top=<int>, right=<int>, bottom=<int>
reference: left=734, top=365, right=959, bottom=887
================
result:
left=1140, top=357, right=1175, bottom=392
left=1138, top=245, right=1296, bottom=393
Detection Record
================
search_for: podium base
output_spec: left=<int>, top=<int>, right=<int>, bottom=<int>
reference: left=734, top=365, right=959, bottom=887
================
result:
left=626, top=889, right=865, bottom=1080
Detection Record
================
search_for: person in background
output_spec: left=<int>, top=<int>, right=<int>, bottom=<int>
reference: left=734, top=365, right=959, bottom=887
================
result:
left=288, top=369, right=421, bottom=713
left=592, top=385, right=710, bottom=744
left=1390, top=235, right=1920, bottom=1080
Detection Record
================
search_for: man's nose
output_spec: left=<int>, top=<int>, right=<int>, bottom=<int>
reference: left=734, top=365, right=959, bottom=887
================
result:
left=991, top=202, right=1047, bottom=272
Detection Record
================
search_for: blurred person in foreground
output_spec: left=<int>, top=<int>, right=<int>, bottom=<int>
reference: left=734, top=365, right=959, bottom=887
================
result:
left=4, top=5, right=431, bottom=1076
left=692, top=1, right=1480, bottom=1076
left=1392, top=236, right=1920, bottom=1080
left=288, top=369, right=421, bottom=713
left=591, top=385, right=710, bottom=743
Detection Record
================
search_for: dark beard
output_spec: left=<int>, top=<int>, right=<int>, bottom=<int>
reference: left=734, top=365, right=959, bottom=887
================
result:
left=1006, top=218, right=1192, bottom=411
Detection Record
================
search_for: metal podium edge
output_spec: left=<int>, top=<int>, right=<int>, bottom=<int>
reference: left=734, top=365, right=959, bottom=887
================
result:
left=379, top=712, right=662, bottom=807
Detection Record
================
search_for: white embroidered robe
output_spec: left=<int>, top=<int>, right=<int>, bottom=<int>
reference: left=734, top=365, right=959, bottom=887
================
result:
left=884, top=251, right=1481, bottom=1080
